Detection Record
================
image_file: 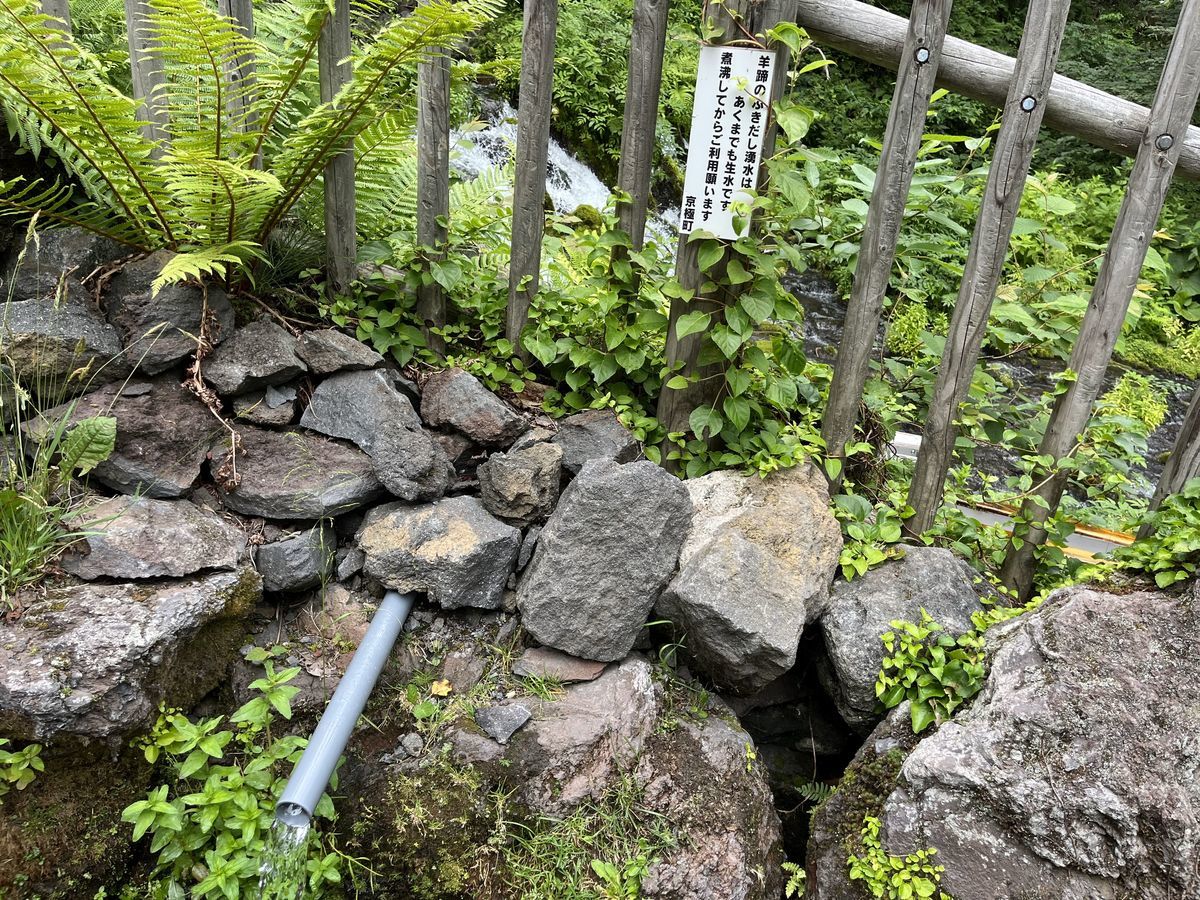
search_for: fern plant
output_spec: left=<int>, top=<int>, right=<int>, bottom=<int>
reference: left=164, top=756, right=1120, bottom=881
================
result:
left=0, top=0, right=498, bottom=289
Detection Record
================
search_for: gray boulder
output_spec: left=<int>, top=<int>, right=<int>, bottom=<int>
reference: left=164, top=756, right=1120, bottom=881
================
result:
left=513, top=646, right=607, bottom=684
left=4, top=226, right=122, bottom=300
left=552, top=408, right=641, bottom=476
left=818, top=546, right=984, bottom=733
left=0, top=284, right=127, bottom=386
left=60, top=496, right=245, bottom=579
left=103, top=250, right=235, bottom=375
left=420, top=367, right=526, bottom=447
left=233, top=384, right=297, bottom=426
left=296, top=328, right=382, bottom=374
left=357, top=496, right=520, bottom=609
left=658, top=466, right=842, bottom=694
left=204, top=319, right=306, bottom=396
left=37, top=377, right=222, bottom=498
left=255, top=524, right=335, bottom=593
left=517, top=459, right=691, bottom=661
left=811, top=584, right=1200, bottom=900
left=300, top=368, right=453, bottom=501
left=213, top=426, right=386, bottom=519
left=477, top=440, right=562, bottom=526
left=0, top=567, right=261, bottom=741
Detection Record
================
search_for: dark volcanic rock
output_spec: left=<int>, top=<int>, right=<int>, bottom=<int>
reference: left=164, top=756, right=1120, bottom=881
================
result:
left=255, top=524, right=335, bottom=593
left=296, top=328, right=383, bottom=374
left=233, top=384, right=297, bottom=427
left=517, top=459, right=691, bottom=661
left=61, top=496, right=245, bottom=579
left=301, top=368, right=453, bottom=501
left=477, top=440, right=562, bottom=526
left=0, top=284, right=128, bottom=386
left=103, top=250, right=235, bottom=375
left=37, top=377, right=223, bottom=498
left=420, top=367, right=527, bottom=447
left=552, top=408, right=641, bottom=475
left=204, top=319, right=306, bottom=396
left=5, top=226, right=122, bottom=300
left=213, top=427, right=386, bottom=519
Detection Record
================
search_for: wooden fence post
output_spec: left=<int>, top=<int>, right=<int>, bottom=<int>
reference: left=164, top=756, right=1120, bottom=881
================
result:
left=505, top=0, right=558, bottom=351
left=124, top=0, right=169, bottom=149
left=40, top=0, right=71, bottom=34
left=655, top=0, right=754, bottom=441
left=416, top=36, right=451, bottom=355
left=820, top=0, right=952, bottom=482
left=615, top=0, right=671, bottom=252
left=1141, top=384, right=1200, bottom=535
left=1001, top=0, right=1200, bottom=593
left=319, top=0, right=356, bottom=296
left=218, top=0, right=257, bottom=140
left=905, top=0, right=1071, bottom=535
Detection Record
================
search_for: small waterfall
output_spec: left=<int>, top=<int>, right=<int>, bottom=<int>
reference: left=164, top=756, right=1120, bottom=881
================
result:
left=452, top=100, right=677, bottom=250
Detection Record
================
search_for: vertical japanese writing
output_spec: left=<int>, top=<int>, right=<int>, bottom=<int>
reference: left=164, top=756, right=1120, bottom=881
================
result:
left=680, top=46, right=775, bottom=240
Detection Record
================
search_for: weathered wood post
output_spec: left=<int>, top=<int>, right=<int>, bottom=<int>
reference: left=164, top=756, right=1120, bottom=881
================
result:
left=905, top=0, right=1071, bottom=535
left=1142, top=385, right=1200, bottom=534
left=615, top=0, right=671, bottom=252
left=218, top=0, right=257, bottom=139
left=319, top=0, right=356, bottom=296
left=505, top=0, right=558, bottom=350
left=656, top=0, right=755, bottom=441
left=40, top=0, right=71, bottom=34
left=820, top=0, right=952, bottom=483
left=416, top=34, right=451, bottom=355
left=1001, top=0, right=1200, bottom=592
left=124, top=0, right=169, bottom=149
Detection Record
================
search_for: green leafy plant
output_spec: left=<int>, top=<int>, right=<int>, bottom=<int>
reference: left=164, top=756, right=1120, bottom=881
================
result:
left=0, top=738, right=43, bottom=803
left=1110, top=478, right=1200, bottom=588
left=589, top=856, right=650, bottom=900
left=121, top=664, right=346, bottom=899
left=0, top=0, right=497, bottom=288
left=832, top=491, right=909, bottom=580
left=782, top=860, right=807, bottom=897
left=847, top=815, right=951, bottom=900
left=875, top=610, right=986, bottom=734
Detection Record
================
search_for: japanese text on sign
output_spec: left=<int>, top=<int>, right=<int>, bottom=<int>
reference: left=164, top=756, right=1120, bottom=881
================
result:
left=679, top=45, right=776, bottom=241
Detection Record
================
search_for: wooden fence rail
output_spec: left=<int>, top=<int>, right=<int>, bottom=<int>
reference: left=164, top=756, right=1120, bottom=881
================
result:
left=820, top=0, right=951, bottom=481
left=1000, top=0, right=1200, bottom=597
left=416, top=27, right=451, bottom=355
left=319, top=0, right=356, bottom=296
left=124, top=0, right=168, bottom=150
left=795, top=0, right=1200, bottom=182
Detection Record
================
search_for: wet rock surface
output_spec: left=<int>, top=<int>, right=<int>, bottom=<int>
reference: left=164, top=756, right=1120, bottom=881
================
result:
left=517, top=459, right=691, bottom=661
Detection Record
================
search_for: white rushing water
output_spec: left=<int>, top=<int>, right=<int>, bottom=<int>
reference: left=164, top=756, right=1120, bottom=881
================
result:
left=451, top=101, right=678, bottom=250
left=258, top=819, right=311, bottom=900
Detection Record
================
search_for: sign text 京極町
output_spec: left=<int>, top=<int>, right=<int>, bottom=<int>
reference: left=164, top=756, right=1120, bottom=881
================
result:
left=679, top=45, right=776, bottom=241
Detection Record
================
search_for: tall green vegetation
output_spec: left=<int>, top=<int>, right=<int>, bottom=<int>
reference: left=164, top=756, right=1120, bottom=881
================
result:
left=0, top=0, right=498, bottom=289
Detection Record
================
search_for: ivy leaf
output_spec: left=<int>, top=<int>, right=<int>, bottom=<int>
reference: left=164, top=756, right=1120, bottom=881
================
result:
left=910, top=700, right=937, bottom=733
left=665, top=375, right=691, bottom=390
left=675, top=311, right=711, bottom=341
left=695, top=240, right=724, bottom=272
left=723, top=395, right=751, bottom=433
left=726, top=368, right=752, bottom=396
left=725, top=257, right=753, bottom=285
left=739, top=292, right=774, bottom=324
left=711, top=326, right=743, bottom=359
left=522, top=332, right=558, bottom=366
left=689, top=407, right=724, bottom=440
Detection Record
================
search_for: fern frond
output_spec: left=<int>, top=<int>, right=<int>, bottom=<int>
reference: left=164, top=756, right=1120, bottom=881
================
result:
left=250, top=0, right=329, bottom=164
left=151, top=240, right=264, bottom=293
left=0, top=0, right=168, bottom=245
left=259, top=0, right=499, bottom=241
left=156, top=153, right=283, bottom=247
left=0, top=177, right=148, bottom=246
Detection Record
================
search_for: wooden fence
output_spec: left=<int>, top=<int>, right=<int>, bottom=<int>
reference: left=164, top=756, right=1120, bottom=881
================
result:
left=55, top=0, right=1200, bottom=599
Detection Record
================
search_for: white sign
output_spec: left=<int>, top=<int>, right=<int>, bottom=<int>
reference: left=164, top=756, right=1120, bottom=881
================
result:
left=679, top=45, right=776, bottom=241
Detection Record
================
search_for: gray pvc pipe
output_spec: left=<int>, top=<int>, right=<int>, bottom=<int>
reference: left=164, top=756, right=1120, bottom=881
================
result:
left=275, top=590, right=415, bottom=827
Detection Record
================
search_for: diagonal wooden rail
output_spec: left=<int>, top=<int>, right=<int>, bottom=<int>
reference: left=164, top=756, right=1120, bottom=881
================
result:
left=1000, top=0, right=1200, bottom=598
